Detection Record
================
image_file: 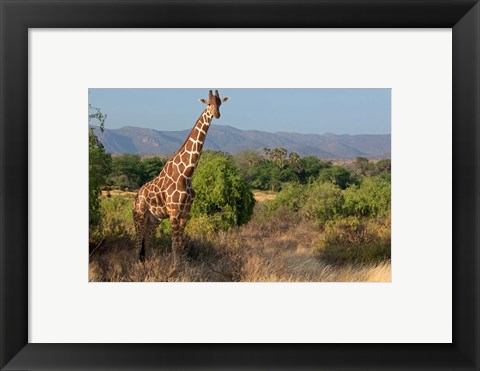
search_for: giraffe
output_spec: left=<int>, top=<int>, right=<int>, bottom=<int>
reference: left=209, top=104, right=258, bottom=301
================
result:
left=133, top=90, right=229, bottom=262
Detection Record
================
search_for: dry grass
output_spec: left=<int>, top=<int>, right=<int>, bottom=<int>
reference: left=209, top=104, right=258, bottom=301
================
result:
left=89, top=200, right=390, bottom=282
left=101, top=190, right=137, bottom=198
left=252, top=190, right=277, bottom=202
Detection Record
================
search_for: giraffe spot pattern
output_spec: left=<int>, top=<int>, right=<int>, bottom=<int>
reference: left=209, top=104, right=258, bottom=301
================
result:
left=132, top=94, right=227, bottom=259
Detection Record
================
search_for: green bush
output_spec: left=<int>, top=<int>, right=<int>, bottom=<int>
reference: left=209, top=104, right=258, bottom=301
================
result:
left=108, top=154, right=146, bottom=189
left=247, top=160, right=282, bottom=191
left=316, top=216, right=391, bottom=265
left=318, top=166, right=356, bottom=189
left=185, top=214, right=218, bottom=240
left=142, top=157, right=167, bottom=181
left=264, top=183, right=307, bottom=213
left=99, top=195, right=134, bottom=238
left=191, top=151, right=255, bottom=231
left=343, top=175, right=391, bottom=217
left=299, top=156, right=332, bottom=182
left=302, top=181, right=344, bottom=226
left=89, top=128, right=112, bottom=228
left=263, top=181, right=345, bottom=227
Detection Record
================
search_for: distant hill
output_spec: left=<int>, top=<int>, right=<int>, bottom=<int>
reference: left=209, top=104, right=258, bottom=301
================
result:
left=91, top=124, right=390, bottom=159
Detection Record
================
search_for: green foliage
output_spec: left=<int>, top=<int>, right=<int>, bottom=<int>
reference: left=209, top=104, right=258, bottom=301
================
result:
left=191, top=151, right=255, bottom=231
left=279, top=166, right=300, bottom=183
left=247, top=160, right=282, bottom=191
left=92, top=194, right=171, bottom=243
left=374, top=159, right=391, bottom=175
left=99, top=195, right=134, bottom=239
left=142, top=157, right=167, bottom=181
left=263, top=167, right=391, bottom=234
left=343, top=175, right=391, bottom=218
left=264, top=181, right=344, bottom=227
left=318, top=166, right=355, bottom=189
left=235, top=149, right=263, bottom=178
left=185, top=214, right=219, bottom=240
left=239, top=150, right=389, bottom=193
left=299, top=156, right=332, bottom=182
left=109, top=154, right=145, bottom=189
left=268, top=147, right=288, bottom=168
left=237, top=150, right=332, bottom=191
left=302, top=182, right=344, bottom=227
left=106, top=174, right=134, bottom=190
left=89, top=104, right=112, bottom=228
left=353, top=156, right=372, bottom=177
left=353, top=157, right=391, bottom=177
left=316, top=217, right=391, bottom=265
left=107, top=155, right=166, bottom=190
left=265, top=183, right=308, bottom=214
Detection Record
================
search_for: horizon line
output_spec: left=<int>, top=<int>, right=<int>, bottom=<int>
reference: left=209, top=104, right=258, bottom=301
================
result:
left=89, top=123, right=391, bottom=137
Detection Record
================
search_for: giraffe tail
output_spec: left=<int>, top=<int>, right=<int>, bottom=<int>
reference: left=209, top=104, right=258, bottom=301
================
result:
left=139, top=238, right=146, bottom=262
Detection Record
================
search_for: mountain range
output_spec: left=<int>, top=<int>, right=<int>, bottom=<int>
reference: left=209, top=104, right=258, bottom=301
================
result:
left=91, top=124, right=391, bottom=159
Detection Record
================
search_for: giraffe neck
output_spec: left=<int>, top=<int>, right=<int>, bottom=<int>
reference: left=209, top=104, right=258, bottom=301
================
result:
left=174, top=108, right=214, bottom=178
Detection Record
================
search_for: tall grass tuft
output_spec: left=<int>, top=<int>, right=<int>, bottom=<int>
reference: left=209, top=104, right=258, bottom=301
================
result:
left=315, top=216, right=391, bottom=265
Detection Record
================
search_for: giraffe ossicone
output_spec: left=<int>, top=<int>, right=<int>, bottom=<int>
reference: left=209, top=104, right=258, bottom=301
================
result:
left=133, top=90, right=230, bottom=262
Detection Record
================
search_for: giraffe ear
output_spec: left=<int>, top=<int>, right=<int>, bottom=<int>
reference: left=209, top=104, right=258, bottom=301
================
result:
left=199, top=99, right=209, bottom=105
left=221, top=97, right=230, bottom=103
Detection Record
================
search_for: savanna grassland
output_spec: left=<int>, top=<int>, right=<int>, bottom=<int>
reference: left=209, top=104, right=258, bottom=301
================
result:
left=89, top=190, right=390, bottom=282
left=89, top=146, right=391, bottom=282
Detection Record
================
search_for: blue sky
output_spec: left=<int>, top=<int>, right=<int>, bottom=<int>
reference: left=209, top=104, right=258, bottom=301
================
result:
left=89, top=88, right=390, bottom=135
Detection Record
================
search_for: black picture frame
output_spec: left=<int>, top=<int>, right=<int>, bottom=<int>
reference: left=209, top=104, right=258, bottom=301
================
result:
left=1, top=1, right=479, bottom=370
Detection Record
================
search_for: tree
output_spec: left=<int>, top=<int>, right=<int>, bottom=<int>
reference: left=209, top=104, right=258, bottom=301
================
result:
left=318, top=166, right=355, bottom=189
left=235, top=149, right=262, bottom=178
left=299, top=156, right=332, bottom=182
left=269, top=147, right=288, bottom=169
left=279, top=165, right=300, bottom=184
left=302, top=181, right=344, bottom=226
left=288, top=151, right=300, bottom=164
left=247, top=160, right=282, bottom=191
left=89, top=104, right=112, bottom=228
left=374, top=159, right=391, bottom=175
left=287, top=151, right=303, bottom=175
left=343, top=175, right=391, bottom=217
left=354, top=156, right=372, bottom=177
left=191, top=151, right=255, bottom=230
left=142, top=157, right=167, bottom=182
left=109, top=154, right=146, bottom=189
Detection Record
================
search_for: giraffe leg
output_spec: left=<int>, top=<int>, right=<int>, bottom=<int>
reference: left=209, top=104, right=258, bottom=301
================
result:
left=144, top=216, right=159, bottom=256
left=170, top=215, right=187, bottom=264
left=178, top=217, right=188, bottom=251
left=133, top=212, right=147, bottom=262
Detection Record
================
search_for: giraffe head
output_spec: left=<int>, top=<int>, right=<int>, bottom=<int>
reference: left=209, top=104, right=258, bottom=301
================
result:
left=199, top=90, right=229, bottom=119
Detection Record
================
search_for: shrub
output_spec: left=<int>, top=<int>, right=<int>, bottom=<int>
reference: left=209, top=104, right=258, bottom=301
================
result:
left=318, top=166, right=356, bottom=189
left=247, top=160, right=282, bottom=191
left=186, top=213, right=222, bottom=240
left=107, top=174, right=137, bottom=191
left=142, top=157, right=166, bottom=181
left=343, top=174, right=391, bottom=217
left=373, top=159, right=391, bottom=175
left=89, top=128, right=112, bottom=228
left=302, top=181, right=344, bottom=226
left=264, top=182, right=307, bottom=214
left=108, top=154, right=146, bottom=189
left=191, top=151, right=255, bottom=231
left=253, top=202, right=302, bottom=235
left=99, top=195, right=135, bottom=238
left=298, top=156, right=332, bottom=182
left=263, top=181, right=345, bottom=227
left=316, top=216, right=391, bottom=265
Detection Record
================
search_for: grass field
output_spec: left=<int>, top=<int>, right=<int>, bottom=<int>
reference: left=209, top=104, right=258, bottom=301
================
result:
left=89, top=191, right=391, bottom=282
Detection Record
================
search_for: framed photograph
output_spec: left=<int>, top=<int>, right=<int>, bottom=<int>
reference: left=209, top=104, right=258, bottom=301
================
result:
left=1, top=0, right=479, bottom=370
left=87, top=87, right=392, bottom=283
